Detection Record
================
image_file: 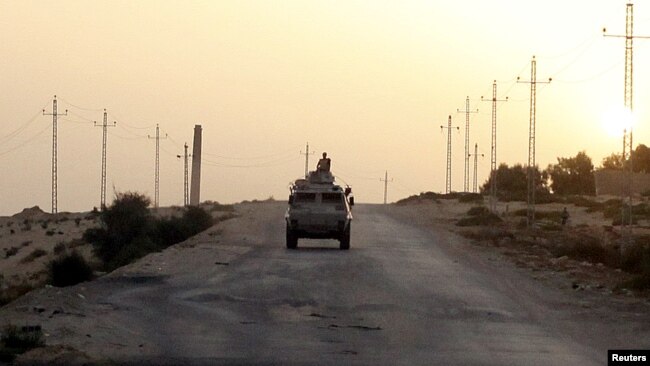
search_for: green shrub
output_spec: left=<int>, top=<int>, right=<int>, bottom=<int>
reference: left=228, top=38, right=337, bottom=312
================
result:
left=395, top=191, right=443, bottom=205
left=601, top=199, right=624, bottom=219
left=538, top=221, right=563, bottom=231
left=183, top=206, right=214, bottom=233
left=461, top=227, right=514, bottom=244
left=153, top=206, right=214, bottom=247
left=620, top=243, right=650, bottom=274
left=611, top=209, right=639, bottom=226
left=48, top=251, right=94, bottom=287
left=458, top=193, right=484, bottom=203
left=551, top=233, right=619, bottom=267
left=108, top=236, right=159, bottom=269
left=513, top=209, right=563, bottom=222
left=618, top=240, right=650, bottom=290
left=205, top=202, right=235, bottom=212
left=564, top=195, right=600, bottom=208
left=457, top=212, right=502, bottom=226
left=84, top=192, right=153, bottom=269
left=0, top=324, right=44, bottom=362
left=512, top=208, right=528, bottom=217
left=621, top=273, right=650, bottom=290
left=467, top=206, right=489, bottom=216
left=85, top=192, right=214, bottom=271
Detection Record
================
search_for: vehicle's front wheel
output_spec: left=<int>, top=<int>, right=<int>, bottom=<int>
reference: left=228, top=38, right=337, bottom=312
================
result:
left=286, top=224, right=298, bottom=249
left=339, top=224, right=350, bottom=250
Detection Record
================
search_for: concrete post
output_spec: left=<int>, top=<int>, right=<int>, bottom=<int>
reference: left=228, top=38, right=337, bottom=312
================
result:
left=190, top=125, right=202, bottom=206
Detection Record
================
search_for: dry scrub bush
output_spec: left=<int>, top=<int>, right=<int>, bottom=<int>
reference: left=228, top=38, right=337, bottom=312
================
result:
left=48, top=250, right=93, bottom=287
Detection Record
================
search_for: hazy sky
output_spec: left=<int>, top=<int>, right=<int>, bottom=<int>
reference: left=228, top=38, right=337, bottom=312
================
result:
left=1, top=0, right=649, bottom=215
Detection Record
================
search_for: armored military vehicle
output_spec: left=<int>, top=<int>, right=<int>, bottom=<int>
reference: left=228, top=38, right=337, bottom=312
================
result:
left=285, top=170, right=354, bottom=250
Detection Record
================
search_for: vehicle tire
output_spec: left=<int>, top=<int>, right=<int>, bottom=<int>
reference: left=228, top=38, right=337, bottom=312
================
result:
left=339, top=225, right=350, bottom=250
left=286, top=224, right=298, bottom=249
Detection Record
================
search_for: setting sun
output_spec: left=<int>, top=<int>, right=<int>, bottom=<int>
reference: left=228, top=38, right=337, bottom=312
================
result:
left=601, top=105, right=636, bottom=137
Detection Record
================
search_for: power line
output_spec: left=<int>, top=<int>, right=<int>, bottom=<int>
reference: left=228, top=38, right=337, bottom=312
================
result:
left=177, top=143, right=191, bottom=206
left=440, top=115, right=459, bottom=194
left=300, top=142, right=315, bottom=178
left=380, top=170, right=393, bottom=204
left=94, top=109, right=116, bottom=209
left=603, top=3, right=650, bottom=235
left=517, top=56, right=552, bottom=228
left=552, top=60, right=622, bottom=84
left=481, top=80, right=508, bottom=213
left=42, top=95, right=68, bottom=214
left=457, top=97, right=479, bottom=193
left=0, top=122, right=51, bottom=157
left=56, top=96, right=103, bottom=112
left=468, top=143, right=484, bottom=194
left=148, top=124, right=168, bottom=208
left=0, top=109, right=45, bottom=143
left=202, top=147, right=296, bottom=160
left=201, top=154, right=300, bottom=168
left=66, top=110, right=95, bottom=123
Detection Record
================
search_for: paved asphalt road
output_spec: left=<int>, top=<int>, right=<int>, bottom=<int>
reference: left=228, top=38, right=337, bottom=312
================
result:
left=7, top=202, right=647, bottom=365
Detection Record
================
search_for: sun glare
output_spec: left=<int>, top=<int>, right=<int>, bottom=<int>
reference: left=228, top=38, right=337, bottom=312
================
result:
left=601, top=106, right=636, bottom=137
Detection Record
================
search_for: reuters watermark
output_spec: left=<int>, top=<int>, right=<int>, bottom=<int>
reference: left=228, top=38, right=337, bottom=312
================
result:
left=608, top=350, right=649, bottom=365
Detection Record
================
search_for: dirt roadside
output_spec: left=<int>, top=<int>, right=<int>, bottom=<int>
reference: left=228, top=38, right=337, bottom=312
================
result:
left=382, top=199, right=650, bottom=325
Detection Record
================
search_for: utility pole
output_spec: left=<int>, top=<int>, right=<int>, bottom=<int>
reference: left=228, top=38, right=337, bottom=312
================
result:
left=481, top=81, right=508, bottom=213
left=148, top=124, right=167, bottom=208
left=380, top=171, right=393, bottom=204
left=93, top=109, right=116, bottom=210
left=42, top=95, right=67, bottom=214
left=457, top=96, right=478, bottom=193
left=300, top=142, right=314, bottom=178
left=518, top=56, right=551, bottom=228
left=604, top=3, right=650, bottom=232
left=468, top=143, right=484, bottom=194
left=177, top=143, right=191, bottom=206
left=440, top=115, right=459, bottom=194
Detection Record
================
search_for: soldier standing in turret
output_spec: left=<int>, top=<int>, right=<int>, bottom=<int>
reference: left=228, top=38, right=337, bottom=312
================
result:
left=317, top=152, right=331, bottom=172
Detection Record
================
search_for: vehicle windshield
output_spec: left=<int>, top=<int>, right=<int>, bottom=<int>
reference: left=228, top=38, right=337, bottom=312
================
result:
left=321, top=193, right=344, bottom=204
left=294, top=192, right=316, bottom=203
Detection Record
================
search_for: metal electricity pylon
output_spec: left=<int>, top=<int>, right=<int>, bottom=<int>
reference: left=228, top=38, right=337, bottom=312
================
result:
left=380, top=171, right=393, bottom=204
left=518, top=56, right=551, bottom=228
left=177, top=143, right=191, bottom=206
left=93, top=109, right=116, bottom=210
left=457, top=97, right=478, bottom=192
left=148, top=124, right=168, bottom=208
left=300, top=142, right=314, bottom=178
left=604, top=2, right=650, bottom=231
left=468, top=143, right=484, bottom=194
left=440, top=115, right=459, bottom=194
left=481, top=81, right=508, bottom=213
left=42, top=95, right=68, bottom=214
